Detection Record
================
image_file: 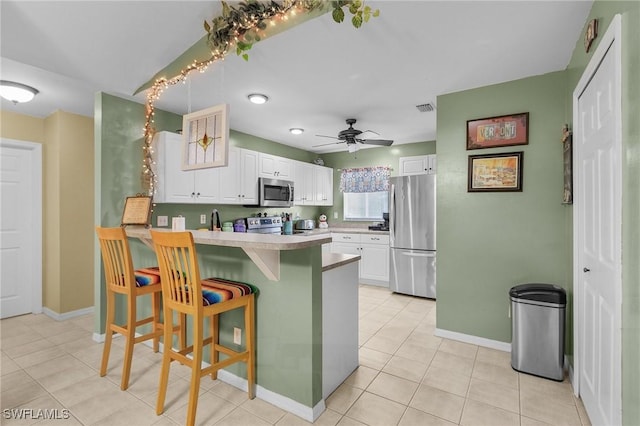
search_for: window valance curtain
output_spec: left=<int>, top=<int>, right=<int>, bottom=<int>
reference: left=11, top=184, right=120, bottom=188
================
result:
left=339, top=166, right=391, bottom=193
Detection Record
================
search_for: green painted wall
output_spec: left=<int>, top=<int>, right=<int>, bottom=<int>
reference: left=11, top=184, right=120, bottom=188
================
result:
left=95, top=93, right=325, bottom=407
left=322, top=141, right=436, bottom=223
left=564, top=2, right=640, bottom=424
left=436, top=72, right=569, bottom=345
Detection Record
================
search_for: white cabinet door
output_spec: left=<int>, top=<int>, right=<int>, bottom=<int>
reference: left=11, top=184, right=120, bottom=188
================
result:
left=193, top=167, right=220, bottom=204
left=360, top=244, right=389, bottom=282
left=294, top=161, right=315, bottom=205
left=240, top=149, right=259, bottom=204
left=259, top=153, right=292, bottom=179
left=314, top=165, right=333, bottom=206
left=154, top=131, right=195, bottom=203
left=219, top=147, right=258, bottom=205
left=399, top=155, right=436, bottom=175
left=219, top=147, right=241, bottom=203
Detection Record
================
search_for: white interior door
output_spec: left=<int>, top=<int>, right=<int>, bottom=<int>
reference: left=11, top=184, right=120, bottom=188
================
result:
left=0, top=139, right=42, bottom=319
left=574, top=16, right=622, bottom=426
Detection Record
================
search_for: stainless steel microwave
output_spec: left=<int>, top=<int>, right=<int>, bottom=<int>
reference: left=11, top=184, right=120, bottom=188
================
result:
left=259, top=177, right=294, bottom=207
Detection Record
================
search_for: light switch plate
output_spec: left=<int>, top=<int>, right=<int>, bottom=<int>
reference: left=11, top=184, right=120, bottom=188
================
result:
left=233, top=327, right=242, bottom=345
left=333, top=212, right=338, bottom=219
left=200, top=214, right=207, bottom=224
left=157, top=216, right=168, bottom=227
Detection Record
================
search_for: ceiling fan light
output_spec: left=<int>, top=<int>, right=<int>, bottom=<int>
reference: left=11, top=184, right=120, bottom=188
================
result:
left=247, top=93, right=268, bottom=104
left=0, top=80, right=39, bottom=103
left=348, top=144, right=359, bottom=153
left=289, top=128, right=304, bottom=135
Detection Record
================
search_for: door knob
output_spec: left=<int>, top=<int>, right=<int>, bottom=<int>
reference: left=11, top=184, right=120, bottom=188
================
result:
left=583, top=267, right=591, bottom=273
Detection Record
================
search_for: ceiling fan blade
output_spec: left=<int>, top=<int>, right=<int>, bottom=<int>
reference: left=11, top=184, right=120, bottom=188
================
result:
left=315, top=134, right=340, bottom=140
left=312, top=141, right=344, bottom=148
left=360, top=129, right=380, bottom=137
left=358, top=139, right=394, bottom=146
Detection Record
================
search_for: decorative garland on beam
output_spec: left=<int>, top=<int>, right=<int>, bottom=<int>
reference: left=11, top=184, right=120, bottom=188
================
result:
left=141, top=0, right=379, bottom=195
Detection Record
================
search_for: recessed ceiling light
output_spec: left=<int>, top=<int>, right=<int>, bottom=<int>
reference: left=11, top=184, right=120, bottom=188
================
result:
left=0, top=80, right=39, bottom=104
left=247, top=93, right=268, bottom=104
left=289, top=128, right=304, bottom=135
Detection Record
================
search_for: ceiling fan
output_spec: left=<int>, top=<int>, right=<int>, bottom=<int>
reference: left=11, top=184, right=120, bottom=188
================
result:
left=313, top=118, right=394, bottom=149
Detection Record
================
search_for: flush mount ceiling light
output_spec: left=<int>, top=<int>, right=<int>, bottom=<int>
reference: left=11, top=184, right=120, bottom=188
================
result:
left=247, top=93, right=268, bottom=104
left=289, top=128, right=304, bottom=135
left=0, top=80, right=39, bottom=104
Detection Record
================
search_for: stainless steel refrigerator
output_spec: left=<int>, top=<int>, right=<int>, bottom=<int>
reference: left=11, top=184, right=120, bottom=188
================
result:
left=389, top=174, right=436, bottom=298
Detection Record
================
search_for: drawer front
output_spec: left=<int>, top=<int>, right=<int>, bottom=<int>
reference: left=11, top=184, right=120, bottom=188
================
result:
left=362, top=234, right=389, bottom=245
left=331, top=233, right=361, bottom=243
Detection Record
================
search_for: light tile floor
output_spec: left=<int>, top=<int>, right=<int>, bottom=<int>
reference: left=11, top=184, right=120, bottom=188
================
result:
left=0, top=285, right=591, bottom=426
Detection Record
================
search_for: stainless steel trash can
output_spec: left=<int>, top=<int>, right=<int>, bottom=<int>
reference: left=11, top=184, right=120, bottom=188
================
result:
left=510, top=283, right=566, bottom=381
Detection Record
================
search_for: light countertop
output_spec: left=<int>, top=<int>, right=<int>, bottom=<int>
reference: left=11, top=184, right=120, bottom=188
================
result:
left=322, top=253, right=360, bottom=272
left=126, top=226, right=332, bottom=250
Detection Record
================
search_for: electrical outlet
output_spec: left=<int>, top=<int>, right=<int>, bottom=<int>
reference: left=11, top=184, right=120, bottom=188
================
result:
left=157, top=216, right=168, bottom=227
left=233, top=327, right=242, bottom=345
left=333, top=211, right=338, bottom=219
left=200, top=214, right=207, bottom=224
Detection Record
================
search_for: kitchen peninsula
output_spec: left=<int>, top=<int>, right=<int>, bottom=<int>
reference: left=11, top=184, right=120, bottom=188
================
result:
left=125, top=227, right=359, bottom=422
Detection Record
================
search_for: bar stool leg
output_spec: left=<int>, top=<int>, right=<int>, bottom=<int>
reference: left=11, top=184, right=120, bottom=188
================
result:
left=186, top=318, right=203, bottom=426
left=246, top=294, right=256, bottom=399
left=156, top=307, right=173, bottom=415
left=121, top=295, right=136, bottom=390
left=100, top=290, right=116, bottom=378
left=211, top=313, right=219, bottom=380
left=152, top=291, right=161, bottom=352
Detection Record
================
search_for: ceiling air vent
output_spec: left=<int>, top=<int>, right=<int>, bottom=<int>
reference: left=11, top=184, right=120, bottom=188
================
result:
left=416, top=103, right=435, bottom=112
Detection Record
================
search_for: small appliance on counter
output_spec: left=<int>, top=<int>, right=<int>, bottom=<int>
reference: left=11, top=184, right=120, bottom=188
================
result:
left=295, top=219, right=315, bottom=231
left=245, top=216, right=283, bottom=234
left=233, top=218, right=246, bottom=232
left=368, top=212, right=389, bottom=231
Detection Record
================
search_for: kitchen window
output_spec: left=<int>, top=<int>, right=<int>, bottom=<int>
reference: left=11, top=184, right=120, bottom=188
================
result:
left=343, top=191, right=388, bottom=221
left=340, top=166, right=390, bottom=221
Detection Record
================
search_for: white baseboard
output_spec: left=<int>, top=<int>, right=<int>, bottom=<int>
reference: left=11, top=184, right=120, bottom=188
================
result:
left=434, top=328, right=511, bottom=352
left=43, top=306, right=94, bottom=322
left=135, top=337, right=324, bottom=422
left=216, top=369, right=325, bottom=422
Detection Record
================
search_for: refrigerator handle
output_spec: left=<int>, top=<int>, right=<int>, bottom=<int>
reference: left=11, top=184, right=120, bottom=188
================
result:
left=389, top=183, right=395, bottom=241
left=401, top=252, right=436, bottom=258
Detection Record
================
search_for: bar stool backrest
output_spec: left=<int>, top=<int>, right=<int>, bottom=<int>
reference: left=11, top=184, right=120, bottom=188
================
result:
left=96, top=226, right=136, bottom=294
left=150, top=231, right=203, bottom=316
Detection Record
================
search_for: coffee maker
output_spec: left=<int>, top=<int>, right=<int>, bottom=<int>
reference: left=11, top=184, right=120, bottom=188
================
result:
left=381, top=212, right=389, bottom=231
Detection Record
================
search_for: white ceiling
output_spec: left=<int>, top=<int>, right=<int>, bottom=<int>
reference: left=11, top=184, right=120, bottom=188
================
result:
left=0, top=1, right=592, bottom=153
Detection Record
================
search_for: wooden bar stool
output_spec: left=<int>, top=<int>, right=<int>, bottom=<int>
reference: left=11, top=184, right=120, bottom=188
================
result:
left=150, top=230, right=256, bottom=426
left=96, top=226, right=183, bottom=390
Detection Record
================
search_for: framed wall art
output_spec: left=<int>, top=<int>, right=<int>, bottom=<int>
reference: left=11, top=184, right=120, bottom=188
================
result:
left=466, top=112, right=529, bottom=150
left=121, top=195, right=152, bottom=227
left=182, top=103, right=230, bottom=171
left=468, top=151, right=523, bottom=192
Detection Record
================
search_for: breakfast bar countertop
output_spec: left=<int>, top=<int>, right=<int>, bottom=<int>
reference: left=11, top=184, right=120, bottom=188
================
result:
left=125, top=226, right=332, bottom=250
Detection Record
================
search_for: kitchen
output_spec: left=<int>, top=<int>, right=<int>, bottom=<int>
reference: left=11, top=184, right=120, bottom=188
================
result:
left=1, top=1, right=639, bottom=425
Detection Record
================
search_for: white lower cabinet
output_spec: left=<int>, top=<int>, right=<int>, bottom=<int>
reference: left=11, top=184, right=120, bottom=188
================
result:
left=330, top=233, right=389, bottom=286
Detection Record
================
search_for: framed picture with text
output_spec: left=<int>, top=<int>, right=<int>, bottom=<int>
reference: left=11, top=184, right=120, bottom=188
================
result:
left=466, top=112, right=529, bottom=150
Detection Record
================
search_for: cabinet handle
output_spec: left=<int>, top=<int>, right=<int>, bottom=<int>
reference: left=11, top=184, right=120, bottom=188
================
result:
left=371, top=237, right=379, bottom=240
left=191, top=192, right=196, bottom=197
left=196, top=192, right=200, bottom=197
left=242, top=194, right=245, bottom=198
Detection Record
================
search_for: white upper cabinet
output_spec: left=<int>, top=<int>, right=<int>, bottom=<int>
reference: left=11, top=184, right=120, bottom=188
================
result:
left=153, top=131, right=220, bottom=203
left=258, top=153, right=292, bottom=180
left=399, top=154, right=436, bottom=175
left=293, top=161, right=315, bottom=205
left=219, top=147, right=258, bottom=204
left=154, top=131, right=330, bottom=206
left=314, top=165, right=333, bottom=206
